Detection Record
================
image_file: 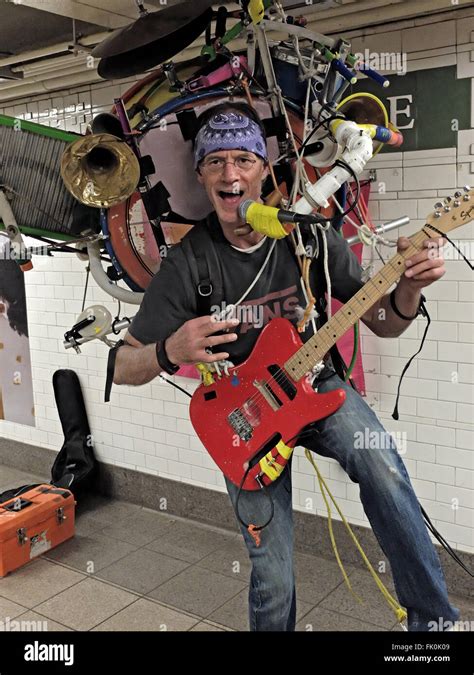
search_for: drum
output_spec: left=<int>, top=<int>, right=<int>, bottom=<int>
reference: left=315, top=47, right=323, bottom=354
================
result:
left=104, top=54, right=327, bottom=292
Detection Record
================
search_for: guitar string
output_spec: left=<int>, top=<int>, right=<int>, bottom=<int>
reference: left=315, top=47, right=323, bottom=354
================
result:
left=221, top=202, right=468, bottom=453
left=229, top=266, right=403, bottom=415
left=226, top=217, right=460, bottom=418
left=230, top=246, right=413, bottom=415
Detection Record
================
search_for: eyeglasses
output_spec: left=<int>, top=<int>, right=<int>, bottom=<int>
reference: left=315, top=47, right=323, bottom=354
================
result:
left=200, top=156, right=258, bottom=173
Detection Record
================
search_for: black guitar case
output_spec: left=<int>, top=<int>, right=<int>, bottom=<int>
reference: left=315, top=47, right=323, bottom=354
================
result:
left=50, top=369, right=97, bottom=497
left=0, top=370, right=97, bottom=504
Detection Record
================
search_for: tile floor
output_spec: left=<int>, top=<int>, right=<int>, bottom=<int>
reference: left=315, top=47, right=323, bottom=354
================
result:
left=1, top=465, right=472, bottom=632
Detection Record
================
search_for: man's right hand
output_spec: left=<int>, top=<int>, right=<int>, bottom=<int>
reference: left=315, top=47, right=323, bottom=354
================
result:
left=164, top=315, right=240, bottom=365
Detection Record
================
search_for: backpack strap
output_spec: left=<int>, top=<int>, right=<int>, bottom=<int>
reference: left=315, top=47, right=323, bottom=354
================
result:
left=182, top=216, right=225, bottom=317
left=105, top=217, right=224, bottom=403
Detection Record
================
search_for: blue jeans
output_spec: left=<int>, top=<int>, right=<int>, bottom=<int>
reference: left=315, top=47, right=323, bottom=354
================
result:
left=225, top=369, right=460, bottom=631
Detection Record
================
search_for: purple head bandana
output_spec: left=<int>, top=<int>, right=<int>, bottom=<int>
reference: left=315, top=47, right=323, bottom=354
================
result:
left=193, top=111, right=268, bottom=169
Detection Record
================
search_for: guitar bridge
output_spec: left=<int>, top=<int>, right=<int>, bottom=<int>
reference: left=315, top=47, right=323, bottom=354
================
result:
left=228, top=409, right=253, bottom=441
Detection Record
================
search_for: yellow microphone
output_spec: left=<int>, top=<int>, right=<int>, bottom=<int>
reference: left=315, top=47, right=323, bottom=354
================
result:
left=238, top=200, right=321, bottom=239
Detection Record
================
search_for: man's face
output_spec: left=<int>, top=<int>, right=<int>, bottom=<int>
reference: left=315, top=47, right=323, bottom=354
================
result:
left=196, top=149, right=269, bottom=227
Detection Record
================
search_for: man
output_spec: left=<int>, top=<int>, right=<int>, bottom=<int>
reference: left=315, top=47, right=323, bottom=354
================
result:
left=114, top=101, right=459, bottom=632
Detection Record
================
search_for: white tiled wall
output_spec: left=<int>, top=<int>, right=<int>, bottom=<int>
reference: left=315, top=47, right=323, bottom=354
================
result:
left=0, top=11, right=472, bottom=553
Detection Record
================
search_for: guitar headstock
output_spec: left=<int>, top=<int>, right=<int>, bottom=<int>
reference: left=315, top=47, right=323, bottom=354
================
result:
left=425, top=186, right=473, bottom=236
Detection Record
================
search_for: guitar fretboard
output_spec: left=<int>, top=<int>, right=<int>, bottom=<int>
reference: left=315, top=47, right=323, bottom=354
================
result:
left=285, top=229, right=428, bottom=381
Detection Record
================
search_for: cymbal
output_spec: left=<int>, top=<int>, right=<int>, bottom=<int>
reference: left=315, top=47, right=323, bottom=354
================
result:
left=92, top=0, right=215, bottom=59
left=97, top=8, right=212, bottom=79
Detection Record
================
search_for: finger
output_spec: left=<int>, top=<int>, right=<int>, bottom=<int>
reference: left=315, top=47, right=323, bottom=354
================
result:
left=423, top=236, right=446, bottom=248
left=199, top=333, right=238, bottom=349
left=405, top=257, right=444, bottom=277
left=199, top=350, right=230, bottom=363
left=422, top=238, right=446, bottom=259
left=406, top=248, right=443, bottom=268
left=397, top=236, right=411, bottom=250
left=203, top=317, right=240, bottom=335
left=408, top=267, right=446, bottom=282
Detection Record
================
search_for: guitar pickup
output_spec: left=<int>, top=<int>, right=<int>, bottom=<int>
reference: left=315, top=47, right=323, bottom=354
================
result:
left=252, top=380, right=282, bottom=411
left=267, top=365, right=297, bottom=400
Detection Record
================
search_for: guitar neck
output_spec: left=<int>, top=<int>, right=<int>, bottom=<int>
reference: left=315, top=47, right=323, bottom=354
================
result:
left=285, top=229, right=428, bottom=382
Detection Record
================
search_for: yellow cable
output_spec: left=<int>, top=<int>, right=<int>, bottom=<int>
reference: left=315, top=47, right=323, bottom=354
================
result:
left=314, top=456, right=363, bottom=605
left=195, top=362, right=215, bottom=386
left=248, top=0, right=265, bottom=24
left=305, top=448, right=407, bottom=624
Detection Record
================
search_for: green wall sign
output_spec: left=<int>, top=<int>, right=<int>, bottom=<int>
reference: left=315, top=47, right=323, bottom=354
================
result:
left=349, top=66, right=471, bottom=152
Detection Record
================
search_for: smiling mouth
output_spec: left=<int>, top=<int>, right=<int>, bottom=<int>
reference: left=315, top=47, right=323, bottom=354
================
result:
left=217, top=190, right=244, bottom=204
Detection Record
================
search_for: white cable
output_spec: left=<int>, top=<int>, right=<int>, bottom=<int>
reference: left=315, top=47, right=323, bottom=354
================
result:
left=346, top=183, right=397, bottom=247
left=321, top=226, right=332, bottom=319
left=299, top=274, right=318, bottom=337
left=230, top=235, right=268, bottom=254
left=205, top=238, right=278, bottom=377
left=214, top=238, right=277, bottom=322
left=273, top=0, right=287, bottom=22
left=233, top=238, right=277, bottom=306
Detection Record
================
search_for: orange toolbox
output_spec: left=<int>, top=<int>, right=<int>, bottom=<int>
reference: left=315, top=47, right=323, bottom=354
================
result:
left=0, top=484, right=75, bottom=577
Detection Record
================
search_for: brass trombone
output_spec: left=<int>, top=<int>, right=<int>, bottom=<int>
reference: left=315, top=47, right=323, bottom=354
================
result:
left=60, top=113, right=140, bottom=208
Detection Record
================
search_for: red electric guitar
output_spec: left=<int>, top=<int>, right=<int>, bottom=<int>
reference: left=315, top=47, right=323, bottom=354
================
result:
left=190, top=190, right=473, bottom=490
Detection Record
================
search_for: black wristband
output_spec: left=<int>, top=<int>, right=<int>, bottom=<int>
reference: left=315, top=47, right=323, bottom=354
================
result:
left=156, top=339, right=179, bottom=375
left=389, top=288, right=426, bottom=321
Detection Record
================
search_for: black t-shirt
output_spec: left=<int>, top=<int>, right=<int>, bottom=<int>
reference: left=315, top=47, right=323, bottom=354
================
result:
left=129, top=211, right=365, bottom=366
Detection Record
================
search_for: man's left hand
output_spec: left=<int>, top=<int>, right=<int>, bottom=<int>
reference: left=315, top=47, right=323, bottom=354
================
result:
left=397, top=236, right=446, bottom=289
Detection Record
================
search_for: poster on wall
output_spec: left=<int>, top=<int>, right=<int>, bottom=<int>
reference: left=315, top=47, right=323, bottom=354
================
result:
left=0, top=238, right=35, bottom=426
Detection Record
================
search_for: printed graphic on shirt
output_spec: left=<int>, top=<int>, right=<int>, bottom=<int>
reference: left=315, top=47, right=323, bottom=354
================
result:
left=239, top=285, right=300, bottom=335
left=211, top=285, right=301, bottom=335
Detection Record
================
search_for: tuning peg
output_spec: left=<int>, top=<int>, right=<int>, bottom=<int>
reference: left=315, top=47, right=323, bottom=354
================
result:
left=443, top=205, right=451, bottom=212
left=454, top=191, right=462, bottom=198
left=454, top=200, right=461, bottom=207
left=434, top=202, right=443, bottom=209
left=445, top=196, right=453, bottom=203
